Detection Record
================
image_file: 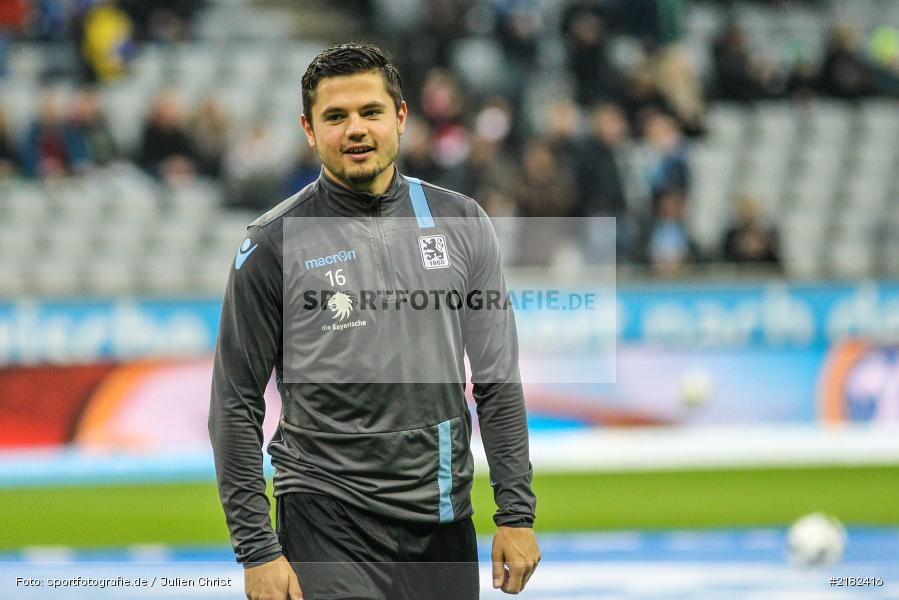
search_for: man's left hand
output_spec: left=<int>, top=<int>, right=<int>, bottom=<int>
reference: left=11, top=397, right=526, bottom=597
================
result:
left=492, top=526, right=540, bottom=594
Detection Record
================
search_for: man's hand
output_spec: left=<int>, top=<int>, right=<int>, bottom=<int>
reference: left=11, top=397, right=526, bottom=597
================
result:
left=244, top=555, right=303, bottom=600
left=492, top=526, right=540, bottom=594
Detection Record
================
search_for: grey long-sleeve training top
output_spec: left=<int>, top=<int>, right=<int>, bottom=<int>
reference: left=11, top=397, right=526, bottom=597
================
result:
left=209, top=169, right=536, bottom=566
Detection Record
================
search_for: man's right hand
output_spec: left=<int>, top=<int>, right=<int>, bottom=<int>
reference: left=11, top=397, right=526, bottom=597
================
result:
left=244, top=555, right=303, bottom=600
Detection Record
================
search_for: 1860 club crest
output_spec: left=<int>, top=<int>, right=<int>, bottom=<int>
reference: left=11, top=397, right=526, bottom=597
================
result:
left=418, top=235, right=451, bottom=269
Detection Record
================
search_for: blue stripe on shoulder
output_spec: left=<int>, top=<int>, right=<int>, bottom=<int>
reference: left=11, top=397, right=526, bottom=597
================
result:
left=405, top=176, right=435, bottom=229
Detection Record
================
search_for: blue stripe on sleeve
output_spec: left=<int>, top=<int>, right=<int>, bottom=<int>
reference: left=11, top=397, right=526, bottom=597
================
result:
left=437, top=419, right=455, bottom=523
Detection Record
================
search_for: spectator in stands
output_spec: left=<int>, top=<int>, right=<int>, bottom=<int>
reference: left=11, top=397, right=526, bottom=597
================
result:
left=472, top=94, right=516, bottom=150
left=616, top=0, right=684, bottom=46
left=398, top=116, right=441, bottom=186
left=23, top=89, right=87, bottom=178
left=453, top=132, right=517, bottom=203
left=385, top=0, right=471, bottom=99
left=514, top=138, right=577, bottom=218
left=0, top=0, right=29, bottom=77
left=869, top=26, right=899, bottom=96
left=712, top=23, right=776, bottom=101
left=437, top=97, right=516, bottom=198
left=119, top=0, right=206, bottom=42
left=31, top=0, right=70, bottom=41
left=429, top=120, right=471, bottom=179
left=786, top=48, right=819, bottom=101
left=562, top=2, right=622, bottom=107
left=620, top=65, right=675, bottom=134
left=282, top=144, right=320, bottom=197
left=68, top=87, right=118, bottom=167
left=189, top=97, right=230, bottom=178
left=77, top=0, right=135, bottom=83
left=0, top=106, right=18, bottom=176
left=494, top=0, right=543, bottom=109
left=819, top=23, right=876, bottom=99
left=224, top=120, right=292, bottom=211
left=578, top=104, right=626, bottom=217
left=652, top=43, right=706, bottom=136
left=586, top=101, right=650, bottom=215
left=418, top=68, right=473, bottom=178
left=642, top=110, right=690, bottom=203
left=646, top=187, right=697, bottom=274
left=419, top=68, right=466, bottom=129
left=722, top=194, right=781, bottom=268
left=546, top=100, right=581, bottom=191
left=495, top=0, right=541, bottom=69
left=137, top=91, right=197, bottom=181
left=578, top=103, right=628, bottom=260
left=511, top=138, right=576, bottom=265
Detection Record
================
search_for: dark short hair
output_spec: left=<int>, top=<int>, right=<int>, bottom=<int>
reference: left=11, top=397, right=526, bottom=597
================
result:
left=301, top=43, right=403, bottom=124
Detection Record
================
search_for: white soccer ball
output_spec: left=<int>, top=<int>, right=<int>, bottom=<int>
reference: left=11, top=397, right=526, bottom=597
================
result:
left=787, top=512, right=847, bottom=567
left=678, top=368, right=713, bottom=408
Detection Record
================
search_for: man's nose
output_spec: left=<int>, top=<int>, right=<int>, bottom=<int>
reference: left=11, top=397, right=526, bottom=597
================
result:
left=346, top=113, right=367, bottom=139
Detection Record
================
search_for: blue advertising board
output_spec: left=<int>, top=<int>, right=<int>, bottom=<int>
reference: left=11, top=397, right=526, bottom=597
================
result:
left=2, top=282, right=899, bottom=364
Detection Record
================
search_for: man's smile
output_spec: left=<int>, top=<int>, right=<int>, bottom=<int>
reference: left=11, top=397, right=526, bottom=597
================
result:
left=344, top=145, right=376, bottom=160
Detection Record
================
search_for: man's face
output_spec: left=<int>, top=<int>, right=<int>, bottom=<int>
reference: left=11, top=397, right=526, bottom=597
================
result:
left=301, top=71, right=407, bottom=194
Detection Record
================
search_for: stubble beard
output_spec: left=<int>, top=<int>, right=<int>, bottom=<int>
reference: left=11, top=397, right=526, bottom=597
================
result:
left=345, top=163, right=384, bottom=185
left=332, top=133, right=401, bottom=189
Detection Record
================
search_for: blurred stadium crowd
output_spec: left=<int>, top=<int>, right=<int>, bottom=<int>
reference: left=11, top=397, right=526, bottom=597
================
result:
left=1, top=0, right=899, bottom=295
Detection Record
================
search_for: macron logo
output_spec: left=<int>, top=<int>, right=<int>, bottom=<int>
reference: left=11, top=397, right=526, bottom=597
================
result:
left=235, top=238, right=258, bottom=270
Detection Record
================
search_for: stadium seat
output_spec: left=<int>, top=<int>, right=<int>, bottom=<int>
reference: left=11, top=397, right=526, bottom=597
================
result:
left=880, top=238, right=899, bottom=276
left=705, top=104, right=747, bottom=144
left=40, top=222, right=95, bottom=260
left=138, top=259, right=191, bottom=296
left=188, top=256, right=230, bottom=295
left=167, top=179, right=222, bottom=221
left=279, top=43, right=327, bottom=80
left=859, top=100, right=899, bottom=136
left=0, top=223, right=40, bottom=258
left=754, top=103, right=798, bottom=142
left=0, top=263, right=26, bottom=297
left=85, top=257, right=137, bottom=297
left=30, top=259, right=83, bottom=296
left=145, top=218, right=203, bottom=259
left=829, top=240, right=874, bottom=278
left=842, top=178, right=889, bottom=214
left=5, top=43, right=45, bottom=83
left=93, top=219, right=147, bottom=257
left=685, top=2, right=723, bottom=40
left=103, top=81, right=155, bottom=153
left=0, top=82, right=39, bottom=140
left=170, top=43, right=221, bottom=91
left=218, top=83, right=260, bottom=127
left=225, top=45, right=274, bottom=87
left=45, top=179, right=109, bottom=224
left=451, top=37, right=506, bottom=96
left=4, top=183, right=48, bottom=224
left=129, top=45, right=165, bottom=90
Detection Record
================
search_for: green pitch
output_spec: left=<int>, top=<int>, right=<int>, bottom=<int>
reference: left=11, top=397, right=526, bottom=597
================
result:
left=1, top=465, right=897, bottom=550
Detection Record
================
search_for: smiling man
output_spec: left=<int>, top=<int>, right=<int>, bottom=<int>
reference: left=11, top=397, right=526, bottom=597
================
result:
left=302, top=67, right=404, bottom=194
left=209, top=43, right=539, bottom=600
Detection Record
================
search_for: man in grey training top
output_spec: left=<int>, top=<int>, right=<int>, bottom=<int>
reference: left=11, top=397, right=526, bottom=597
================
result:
left=209, top=43, right=539, bottom=600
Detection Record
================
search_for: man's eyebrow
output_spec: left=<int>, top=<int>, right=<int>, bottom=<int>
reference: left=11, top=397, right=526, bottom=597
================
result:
left=320, top=102, right=387, bottom=116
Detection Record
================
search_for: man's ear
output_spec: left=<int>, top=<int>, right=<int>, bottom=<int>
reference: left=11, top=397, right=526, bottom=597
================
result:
left=300, top=114, right=316, bottom=149
left=397, top=101, right=408, bottom=135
